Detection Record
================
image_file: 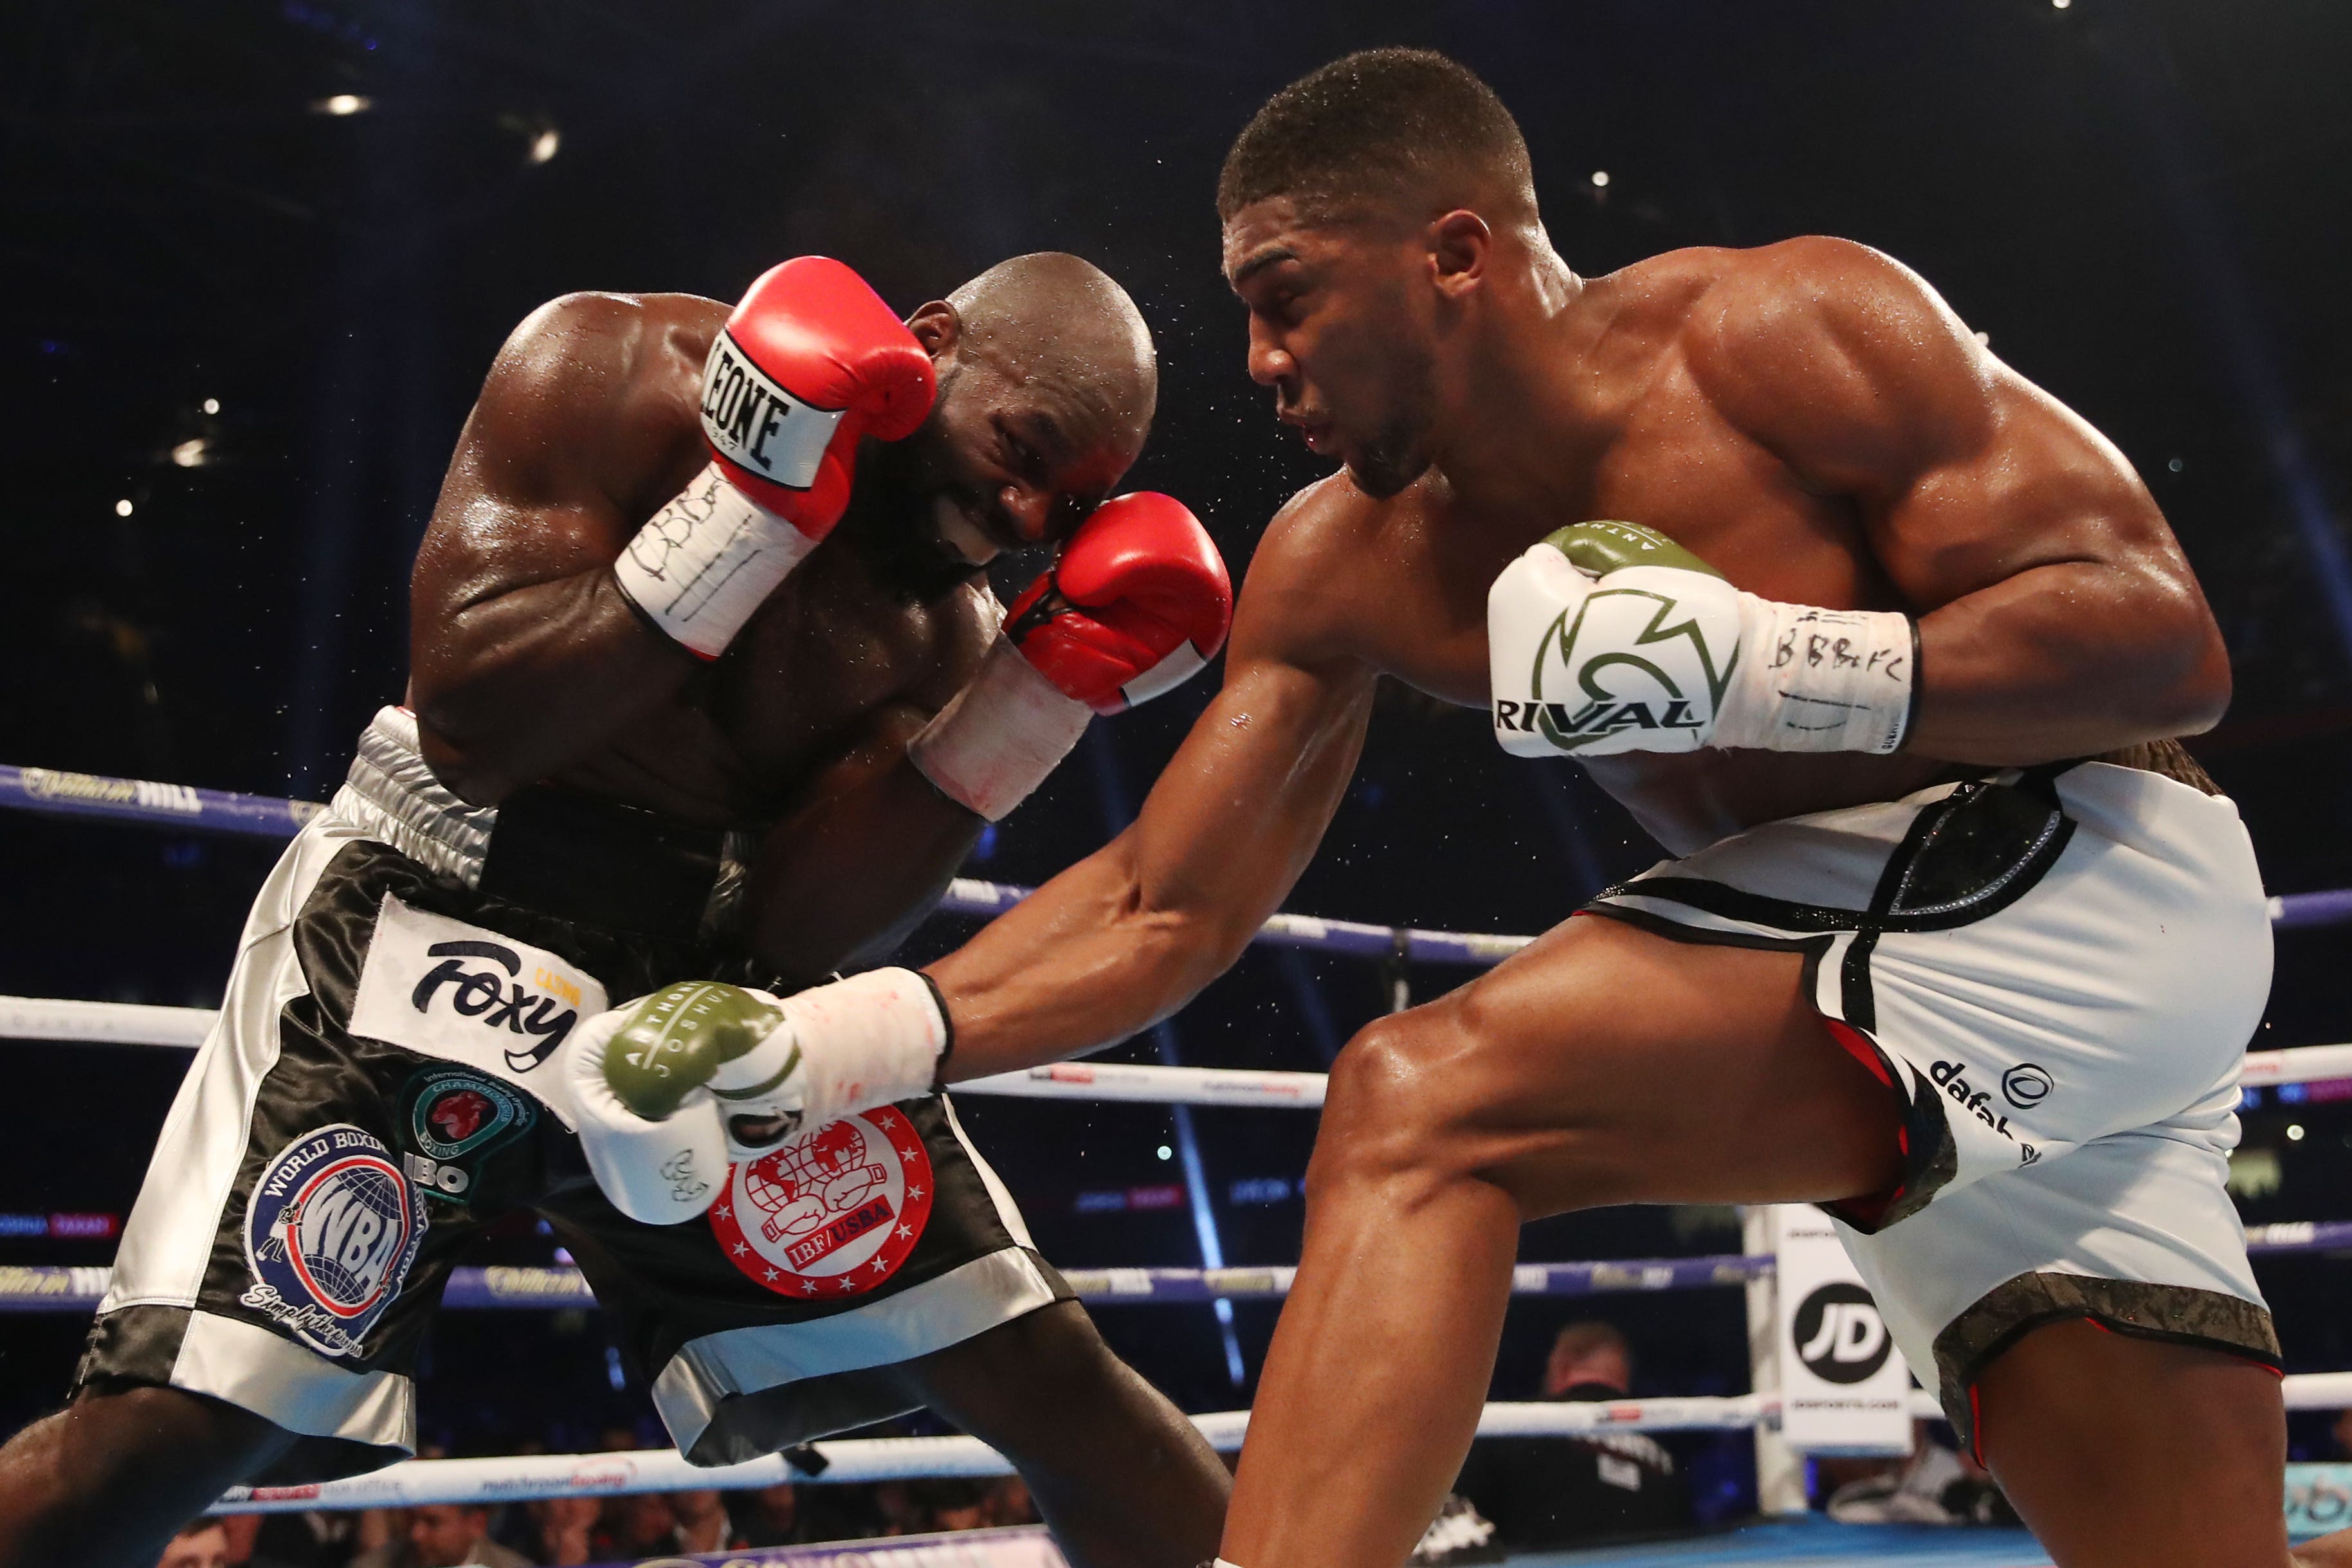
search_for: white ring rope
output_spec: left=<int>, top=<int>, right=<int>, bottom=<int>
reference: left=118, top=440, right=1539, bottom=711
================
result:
left=206, top=1377, right=2352, bottom=1513
left=8, top=995, right=2351, bottom=1099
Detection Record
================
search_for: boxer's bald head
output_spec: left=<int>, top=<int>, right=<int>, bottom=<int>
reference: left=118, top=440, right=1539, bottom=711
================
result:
left=866, top=252, right=1158, bottom=579
left=949, top=253, right=1158, bottom=446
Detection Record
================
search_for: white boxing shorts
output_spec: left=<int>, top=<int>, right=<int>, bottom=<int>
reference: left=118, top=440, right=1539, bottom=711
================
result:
left=1587, top=760, right=2277, bottom=1452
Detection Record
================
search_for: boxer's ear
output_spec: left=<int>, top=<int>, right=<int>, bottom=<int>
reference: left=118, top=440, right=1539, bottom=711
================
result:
left=906, top=300, right=963, bottom=361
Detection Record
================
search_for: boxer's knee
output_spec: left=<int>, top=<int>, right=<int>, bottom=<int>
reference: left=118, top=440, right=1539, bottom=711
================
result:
left=1312, top=1011, right=1490, bottom=1196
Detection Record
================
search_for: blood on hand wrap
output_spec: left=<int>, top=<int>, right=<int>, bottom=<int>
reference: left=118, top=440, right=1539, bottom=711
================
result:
left=907, top=635, right=1095, bottom=821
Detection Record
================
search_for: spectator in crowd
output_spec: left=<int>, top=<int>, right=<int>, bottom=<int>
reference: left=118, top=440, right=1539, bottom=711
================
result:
left=592, top=1492, right=681, bottom=1560
left=668, top=1490, right=736, bottom=1554
left=349, top=1504, right=530, bottom=1568
left=734, top=1483, right=812, bottom=1549
left=520, top=1499, right=600, bottom=1566
left=1450, top=1321, right=1693, bottom=1550
left=984, top=1477, right=1038, bottom=1527
left=915, top=1480, right=994, bottom=1532
left=215, top=1513, right=298, bottom=1568
left=158, top=1520, right=232, bottom=1568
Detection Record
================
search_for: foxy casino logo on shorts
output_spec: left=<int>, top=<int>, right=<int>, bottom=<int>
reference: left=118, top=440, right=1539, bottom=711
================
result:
left=241, top=1124, right=425, bottom=1358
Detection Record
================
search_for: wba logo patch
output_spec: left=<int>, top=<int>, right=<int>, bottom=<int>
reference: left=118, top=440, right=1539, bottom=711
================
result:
left=241, top=1124, right=425, bottom=1358
left=709, top=1109, right=934, bottom=1300
left=347, top=894, right=605, bottom=1126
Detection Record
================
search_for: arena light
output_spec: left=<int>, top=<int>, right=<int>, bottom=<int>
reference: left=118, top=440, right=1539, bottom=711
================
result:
left=170, top=439, right=208, bottom=468
left=1590, top=169, right=1611, bottom=188
left=315, top=93, right=370, bottom=116
left=114, top=499, right=133, bottom=517
left=201, top=397, right=220, bottom=415
left=528, top=125, right=561, bottom=165
left=2052, top=0, right=2072, bottom=8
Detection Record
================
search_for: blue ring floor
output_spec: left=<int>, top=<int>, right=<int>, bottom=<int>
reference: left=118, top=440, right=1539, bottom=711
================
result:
left=1510, top=1517, right=2050, bottom=1566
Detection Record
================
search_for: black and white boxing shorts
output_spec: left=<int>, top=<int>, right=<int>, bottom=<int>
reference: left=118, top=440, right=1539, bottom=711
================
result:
left=1585, top=760, right=2278, bottom=1453
left=75, top=707, right=1070, bottom=1482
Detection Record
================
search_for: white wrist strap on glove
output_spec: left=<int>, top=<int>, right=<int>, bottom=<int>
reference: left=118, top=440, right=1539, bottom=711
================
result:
left=710, top=967, right=951, bottom=1141
left=610, top=461, right=817, bottom=659
left=1715, top=594, right=1917, bottom=754
left=568, top=968, right=950, bottom=1226
left=907, top=634, right=1093, bottom=821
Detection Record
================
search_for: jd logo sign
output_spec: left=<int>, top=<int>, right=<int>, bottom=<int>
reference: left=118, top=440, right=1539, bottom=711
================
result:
left=1792, top=1282, right=1893, bottom=1385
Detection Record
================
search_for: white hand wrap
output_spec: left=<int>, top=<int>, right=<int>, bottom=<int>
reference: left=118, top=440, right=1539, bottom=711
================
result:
left=1712, top=596, right=1916, bottom=754
left=907, top=634, right=1093, bottom=821
left=1488, top=545, right=1915, bottom=758
left=610, top=462, right=817, bottom=659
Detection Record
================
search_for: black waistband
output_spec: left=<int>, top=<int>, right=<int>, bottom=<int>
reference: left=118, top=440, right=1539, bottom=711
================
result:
left=475, top=785, right=724, bottom=942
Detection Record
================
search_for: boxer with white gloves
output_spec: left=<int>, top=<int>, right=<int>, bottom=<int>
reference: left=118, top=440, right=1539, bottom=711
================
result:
left=21, top=251, right=1234, bottom=1568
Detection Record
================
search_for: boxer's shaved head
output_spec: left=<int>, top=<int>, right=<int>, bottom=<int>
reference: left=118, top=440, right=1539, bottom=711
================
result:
left=865, top=252, right=1158, bottom=582
left=949, top=252, right=1157, bottom=448
left=1218, top=50, right=1536, bottom=228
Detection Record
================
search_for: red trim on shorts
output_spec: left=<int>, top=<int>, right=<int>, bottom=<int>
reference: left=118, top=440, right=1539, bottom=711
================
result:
left=1967, top=1383, right=1985, bottom=1467
left=1817, top=1017, right=1910, bottom=1231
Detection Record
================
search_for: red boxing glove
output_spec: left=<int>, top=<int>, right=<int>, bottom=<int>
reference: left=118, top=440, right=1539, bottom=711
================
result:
left=1003, top=493, right=1234, bottom=715
left=700, top=257, right=936, bottom=540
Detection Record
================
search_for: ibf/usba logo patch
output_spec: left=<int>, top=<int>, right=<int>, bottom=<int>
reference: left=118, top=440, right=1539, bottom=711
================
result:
left=347, top=894, right=606, bottom=1126
left=241, top=1124, right=425, bottom=1358
left=709, top=1108, right=934, bottom=1299
left=397, top=1066, right=535, bottom=1204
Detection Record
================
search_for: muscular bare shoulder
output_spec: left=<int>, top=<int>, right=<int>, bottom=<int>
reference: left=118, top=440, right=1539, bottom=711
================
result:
left=462, top=291, right=725, bottom=516
left=1227, top=470, right=1405, bottom=668
left=1677, top=237, right=1996, bottom=495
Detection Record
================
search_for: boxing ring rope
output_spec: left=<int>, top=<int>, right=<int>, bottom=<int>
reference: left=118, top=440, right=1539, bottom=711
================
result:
left=185, top=1374, right=2352, bottom=1511
left=8, top=761, right=2352, bottom=951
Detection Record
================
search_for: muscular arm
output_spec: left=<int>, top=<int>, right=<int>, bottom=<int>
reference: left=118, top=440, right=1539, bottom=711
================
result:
left=927, top=509, right=1380, bottom=1080
left=408, top=293, right=706, bottom=803
left=1695, top=239, right=2230, bottom=765
left=742, top=704, right=986, bottom=991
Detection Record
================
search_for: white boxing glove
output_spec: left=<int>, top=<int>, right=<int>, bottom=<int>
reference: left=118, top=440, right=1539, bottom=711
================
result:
left=1488, top=520, right=1917, bottom=758
left=564, top=971, right=949, bottom=1225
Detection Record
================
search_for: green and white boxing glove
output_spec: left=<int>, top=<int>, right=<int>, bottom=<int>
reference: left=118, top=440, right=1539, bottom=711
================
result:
left=565, top=970, right=949, bottom=1224
left=1487, top=520, right=1918, bottom=758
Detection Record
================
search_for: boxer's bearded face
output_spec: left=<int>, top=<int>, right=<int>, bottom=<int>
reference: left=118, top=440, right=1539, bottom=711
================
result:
left=853, top=354, right=1137, bottom=587
left=1225, top=199, right=1442, bottom=500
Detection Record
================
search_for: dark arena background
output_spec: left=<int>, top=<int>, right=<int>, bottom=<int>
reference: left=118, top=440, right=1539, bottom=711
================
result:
left=6, top=3, right=2352, bottom=1564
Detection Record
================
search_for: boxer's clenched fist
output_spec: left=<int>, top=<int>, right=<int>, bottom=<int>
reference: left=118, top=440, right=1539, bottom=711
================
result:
left=567, top=971, right=948, bottom=1225
left=614, top=257, right=936, bottom=659
left=1488, top=519, right=1917, bottom=758
left=910, top=492, right=1232, bottom=819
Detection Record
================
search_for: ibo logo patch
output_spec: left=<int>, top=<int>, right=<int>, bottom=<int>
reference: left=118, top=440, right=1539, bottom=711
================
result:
left=241, top=1124, right=425, bottom=1358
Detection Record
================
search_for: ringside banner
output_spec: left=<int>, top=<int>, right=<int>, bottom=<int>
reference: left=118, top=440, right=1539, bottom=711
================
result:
left=1766, top=1204, right=1914, bottom=1456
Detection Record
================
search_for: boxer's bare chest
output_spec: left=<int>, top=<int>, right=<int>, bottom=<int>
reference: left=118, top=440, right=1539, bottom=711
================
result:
left=1338, top=325, right=1947, bottom=851
left=542, top=365, right=988, bottom=827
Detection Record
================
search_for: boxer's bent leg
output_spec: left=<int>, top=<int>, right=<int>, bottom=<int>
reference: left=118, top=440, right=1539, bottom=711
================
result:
left=1976, top=1322, right=2290, bottom=1567
left=893, top=1301, right=1228, bottom=1568
left=0, top=1384, right=295, bottom=1567
left=1223, top=913, right=1904, bottom=1568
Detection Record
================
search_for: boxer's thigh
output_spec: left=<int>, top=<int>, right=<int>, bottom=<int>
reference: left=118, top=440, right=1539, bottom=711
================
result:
left=1976, top=1322, right=2290, bottom=1567
left=1320, top=912, right=1904, bottom=1217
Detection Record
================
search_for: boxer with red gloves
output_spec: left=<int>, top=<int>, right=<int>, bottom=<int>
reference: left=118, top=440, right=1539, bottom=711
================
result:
left=17, top=253, right=1230, bottom=1568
